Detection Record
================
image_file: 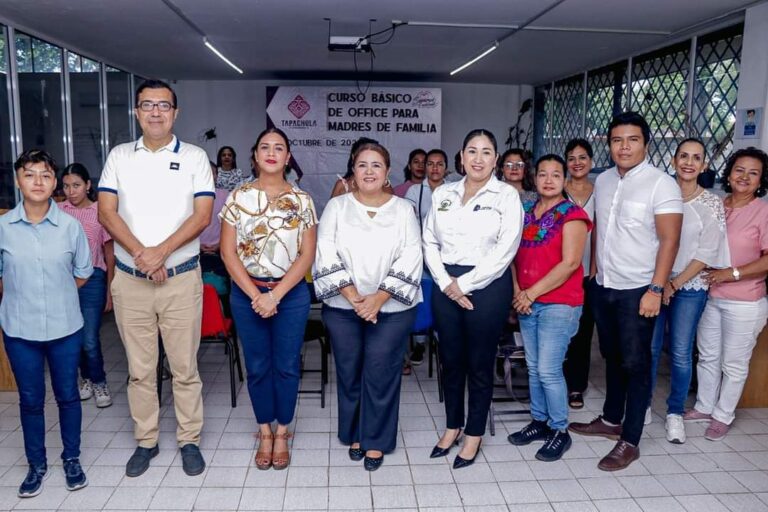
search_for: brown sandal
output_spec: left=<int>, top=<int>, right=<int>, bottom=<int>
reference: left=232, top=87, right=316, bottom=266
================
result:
left=254, top=432, right=274, bottom=470
left=272, top=432, right=293, bottom=470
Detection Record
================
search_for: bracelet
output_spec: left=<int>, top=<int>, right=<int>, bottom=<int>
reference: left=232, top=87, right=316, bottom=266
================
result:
left=669, top=280, right=677, bottom=292
left=268, top=290, right=280, bottom=305
left=522, top=291, right=532, bottom=303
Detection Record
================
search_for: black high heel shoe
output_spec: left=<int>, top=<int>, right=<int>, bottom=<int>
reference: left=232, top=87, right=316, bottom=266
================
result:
left=453, top=439, right=482, bottom=469
left=430, top=429, right=463, bottom=458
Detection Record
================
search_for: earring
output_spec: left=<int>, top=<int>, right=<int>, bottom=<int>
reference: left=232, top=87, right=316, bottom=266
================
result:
left=384, top=175, right=392, bottom=188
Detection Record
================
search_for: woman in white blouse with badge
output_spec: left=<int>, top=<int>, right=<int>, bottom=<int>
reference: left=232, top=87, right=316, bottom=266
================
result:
left=423, top=129, right=524, bottom=469
left=220, top=128, right=317, bottom=471
left=314, top=141, right=423, bottom=472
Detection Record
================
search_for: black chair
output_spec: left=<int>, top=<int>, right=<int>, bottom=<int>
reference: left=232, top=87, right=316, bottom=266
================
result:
left=488, top=333, right=531, bottom=436
left=298, top=304, right=329, bottom=408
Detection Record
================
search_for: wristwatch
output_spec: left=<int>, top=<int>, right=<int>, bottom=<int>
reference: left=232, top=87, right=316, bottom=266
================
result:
left=732, top=267, right=741, bottom=281
left=648, top=283, right=664, bottom=295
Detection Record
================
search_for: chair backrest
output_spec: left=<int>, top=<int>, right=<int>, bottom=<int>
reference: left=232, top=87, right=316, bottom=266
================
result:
left=201, top=284, right=228, bottom=337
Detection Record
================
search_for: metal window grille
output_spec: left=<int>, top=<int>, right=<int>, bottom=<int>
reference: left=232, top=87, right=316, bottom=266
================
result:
left=550, top=75, right=584, bottom=154
left=692, top=26, right=742, bottom=176
left=586, top=63, right=627, bottom=168
left=629, top=41, right=691, bottom=171
left=533, top=84, right=553, bottom=161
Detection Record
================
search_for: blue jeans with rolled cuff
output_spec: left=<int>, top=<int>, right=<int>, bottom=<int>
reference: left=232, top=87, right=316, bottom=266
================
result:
left=3, top=329, right=83, bottom=466
left=78, top=268, right=107, bottom=384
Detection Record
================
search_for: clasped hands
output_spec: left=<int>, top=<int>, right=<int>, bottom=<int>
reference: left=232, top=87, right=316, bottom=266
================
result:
left=349, top=293, right=386, bottom=323
left=444, top=278, right=473, bottom=310
left=512, top=289, right=533, bottom=315
left=251, top=292, right=278, bottom=318
left=133, top=245, right=170, bottom=284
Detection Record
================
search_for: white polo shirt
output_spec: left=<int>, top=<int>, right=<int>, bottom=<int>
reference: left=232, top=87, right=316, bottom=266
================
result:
left=594, top=159, right=682, bottom=290
left=99, top=135, right=215, bottom=267
left=423, top=176, right=523, bottom=294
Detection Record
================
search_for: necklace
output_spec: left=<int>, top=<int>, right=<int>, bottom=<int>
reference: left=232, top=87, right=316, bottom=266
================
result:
left=682, top=185, right=701, bottom=202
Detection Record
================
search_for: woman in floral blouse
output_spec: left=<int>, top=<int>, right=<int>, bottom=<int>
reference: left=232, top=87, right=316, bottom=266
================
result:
left=509, top=154, right=591, bottom=462
left=220, top=128, right=317, bottom=471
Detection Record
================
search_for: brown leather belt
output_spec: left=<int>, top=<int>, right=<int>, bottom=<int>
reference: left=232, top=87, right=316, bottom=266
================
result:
left=251, top=278, right=280, bottom=289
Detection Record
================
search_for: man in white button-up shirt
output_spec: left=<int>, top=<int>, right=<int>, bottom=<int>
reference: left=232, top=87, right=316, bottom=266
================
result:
left=569, top=112, right=682, bottom=471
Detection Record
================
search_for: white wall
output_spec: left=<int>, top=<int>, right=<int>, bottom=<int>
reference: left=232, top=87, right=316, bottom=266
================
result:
left=172, top=79, right=532, bottom=175
left=735, top=3, right=768, bottom=151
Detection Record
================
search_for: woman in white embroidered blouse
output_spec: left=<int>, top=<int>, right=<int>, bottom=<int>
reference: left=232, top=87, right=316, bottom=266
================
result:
left=220, top=128, right=317, bottom=471
left=648, top=138, right=729, bottom=444
left=314, top=141, right=422, bottom=472
left=423, top=129, right=523, bottom=469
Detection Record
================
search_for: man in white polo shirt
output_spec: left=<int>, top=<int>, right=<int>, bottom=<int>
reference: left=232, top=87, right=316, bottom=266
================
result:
left=98, top=79, right=214, bottom=478
left=569, top=112, right=682, bottom=471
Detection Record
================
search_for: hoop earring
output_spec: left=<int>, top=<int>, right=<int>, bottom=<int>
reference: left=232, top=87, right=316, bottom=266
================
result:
left=384, top=175, right=392, bottom=188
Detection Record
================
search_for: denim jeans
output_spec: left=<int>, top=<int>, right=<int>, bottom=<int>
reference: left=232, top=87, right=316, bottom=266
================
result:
left=519, top=302, right=582, bottom=431
left=649, top=287, right=708, bottom=415
left=78, top=268, right=107, bottom=384
left=230, top=280, right=310, bottom=425
left=3, top=329, right=83, bottom=466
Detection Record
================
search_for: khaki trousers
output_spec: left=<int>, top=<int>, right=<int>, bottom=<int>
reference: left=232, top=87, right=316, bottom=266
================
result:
left=112, top=267, right=204, bottom=448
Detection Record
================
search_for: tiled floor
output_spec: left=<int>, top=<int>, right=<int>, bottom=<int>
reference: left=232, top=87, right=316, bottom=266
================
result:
left=1, top=314, right=768, bottom=511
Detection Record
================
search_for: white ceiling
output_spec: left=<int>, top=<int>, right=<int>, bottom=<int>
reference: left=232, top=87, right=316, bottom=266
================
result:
left=0, top=0, right=758, bottom=84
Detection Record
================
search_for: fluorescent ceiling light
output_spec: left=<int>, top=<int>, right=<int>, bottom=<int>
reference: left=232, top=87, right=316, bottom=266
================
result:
left=450, top=42, right=499, bottom=76
left=204, top=38, right=243, bottom=74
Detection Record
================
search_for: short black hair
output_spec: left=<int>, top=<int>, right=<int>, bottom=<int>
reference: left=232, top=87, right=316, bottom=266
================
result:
left=135, top=79, right=178, bottom=109
left=721, top=146, right=768, bottom=198
left=534, top=153, right=568, bottom=198
left=607, top=111, right=651, bottom=146
left=564, top=138, right=594, bottom=159
left=14, top=149, right=58, bottom=174
left=426, top=149, right=448, bottom=165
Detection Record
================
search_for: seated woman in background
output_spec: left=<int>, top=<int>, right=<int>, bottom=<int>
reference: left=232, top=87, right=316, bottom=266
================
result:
left=647, top=138, right=728, bottom=444
left=499, top=148, right=537, bottom=202
left=315, top=141, right=422, bottom=472
left=59, top=163, right=116, bottom=409
left=199, top=162, right=231, bottom=281
left=1, top=150, right=93, bottom=497
left=216, top=145, right=249, bottom=191
left=509, top=154, right=591, bottom=462
left=220, top=128, right=317, bottom=470
left=688, top=147, right=768, bottom=441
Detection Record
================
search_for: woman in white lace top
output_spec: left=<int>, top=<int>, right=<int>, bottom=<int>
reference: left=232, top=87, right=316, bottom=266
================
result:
left=648, top=138, right=729, bottom=444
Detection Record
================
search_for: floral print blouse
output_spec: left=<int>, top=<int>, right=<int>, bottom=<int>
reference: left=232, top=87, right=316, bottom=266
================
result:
left=220, top=181, right=317, bottom=278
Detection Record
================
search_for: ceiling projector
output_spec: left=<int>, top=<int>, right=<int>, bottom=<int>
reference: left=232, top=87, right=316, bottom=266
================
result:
left=328, top=36, right=371, bottom=52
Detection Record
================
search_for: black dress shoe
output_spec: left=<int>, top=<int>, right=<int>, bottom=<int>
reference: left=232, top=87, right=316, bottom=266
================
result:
left=348, top=446, right=365, bottom=461
left=453, top=440, right=482, bottom=469
left=125, top=445, right=159, bottom=477
left=180, top=444, right=206, bottom=476
left=430, top=429, right=463, bottom=458
left=364, top=455, right=384, bottom=471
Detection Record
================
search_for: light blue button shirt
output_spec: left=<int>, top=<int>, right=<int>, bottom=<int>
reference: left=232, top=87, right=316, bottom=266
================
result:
left=0, top=200, right=93, bottom=341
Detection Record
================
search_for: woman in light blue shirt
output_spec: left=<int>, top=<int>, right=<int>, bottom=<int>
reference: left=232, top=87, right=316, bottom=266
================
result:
left=0, top=150, right=93, bottom=498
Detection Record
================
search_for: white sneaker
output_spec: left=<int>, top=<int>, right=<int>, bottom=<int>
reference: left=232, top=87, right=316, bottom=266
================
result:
left=79, top=379, right=93, bottom=401
left=92, top=382, right=113, bottom=408
left=644, top=407, right=652, bottom=425
left=665, top=414, right=686, bottom=444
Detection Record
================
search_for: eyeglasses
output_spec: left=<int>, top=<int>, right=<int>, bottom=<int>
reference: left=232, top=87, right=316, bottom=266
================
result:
left=137, top=100, right=175, bottom=112
left=504, top=162, right=526, bottom=170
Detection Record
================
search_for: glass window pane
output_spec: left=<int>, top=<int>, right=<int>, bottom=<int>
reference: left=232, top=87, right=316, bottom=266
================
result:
left=69, top=52, right=103, bottom=179
left=0, top=25, right=16, bottom=208
left=15, top=33, right=66, bottom=173
left=106, top=67, right=132, bottom=148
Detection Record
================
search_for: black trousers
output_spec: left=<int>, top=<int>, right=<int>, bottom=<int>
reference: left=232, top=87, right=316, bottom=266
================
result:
left=433, top=265, right=513, bottom=436
left=564, top=277, right=595, bottom=393
left=590, top=282, right=656, bottom=446
left=323, top=305, right=416, bottom=453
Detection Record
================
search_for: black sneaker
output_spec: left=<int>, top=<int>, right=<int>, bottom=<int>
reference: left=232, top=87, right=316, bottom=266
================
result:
left=125, top=445, right=159, bottom=477
left=410, top=343, right=426, bottom=366
left=180, top=444, right=206, bottom=476
left=535, top=430, right=572, bottom=462
left=63, top=458, right=88, bottom=491
left=507, top=420, right=552, bottom=446
left=18, top=464, right=48, bottom=498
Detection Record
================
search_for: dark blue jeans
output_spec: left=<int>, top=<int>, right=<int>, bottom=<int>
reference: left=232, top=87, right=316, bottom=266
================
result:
left=591, top=282, right=656, bottom=446
left=3, top=329, right=83, bottom=466
left=78, top=268, right=107, bottom=384
left=649, top=287, right=708, bottom=415
left=323, top=305, right=416, bottom=453
left=230, top=280, right=310, bottom=425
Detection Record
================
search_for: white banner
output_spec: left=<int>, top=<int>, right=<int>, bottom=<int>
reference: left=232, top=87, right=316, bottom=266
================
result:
left=266, top=86, right=441, bottom=212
